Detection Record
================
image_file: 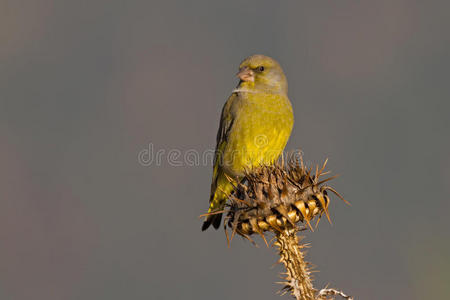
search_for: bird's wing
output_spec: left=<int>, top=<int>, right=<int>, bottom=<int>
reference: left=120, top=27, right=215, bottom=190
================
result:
left=202, top=93, right=238, bottom=230
left=211, top=93, right=237, bottom=185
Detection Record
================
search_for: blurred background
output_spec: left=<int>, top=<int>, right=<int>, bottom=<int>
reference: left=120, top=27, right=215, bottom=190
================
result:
left=1, top=0, right=449, bottom=299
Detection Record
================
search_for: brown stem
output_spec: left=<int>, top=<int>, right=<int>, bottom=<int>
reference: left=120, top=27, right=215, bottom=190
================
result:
left=275, top=228, right=316, bottom=300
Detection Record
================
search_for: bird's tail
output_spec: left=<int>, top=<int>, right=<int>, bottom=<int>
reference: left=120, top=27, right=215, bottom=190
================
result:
left=202, top=172, right=236, bottom=231
left=201, top=211, right=223, bottom=231
left=202, top=190, right=227, bottom=231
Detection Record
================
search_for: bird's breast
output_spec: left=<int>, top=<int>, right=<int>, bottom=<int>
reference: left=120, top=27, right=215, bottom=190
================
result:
left=222, top=92, right=294, bottom=176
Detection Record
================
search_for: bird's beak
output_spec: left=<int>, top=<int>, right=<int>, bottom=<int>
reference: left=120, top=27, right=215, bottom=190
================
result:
left=237, top=67, right=254, bottom=82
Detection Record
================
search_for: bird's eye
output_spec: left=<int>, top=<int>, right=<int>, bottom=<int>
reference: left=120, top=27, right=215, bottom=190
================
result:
left=258, top=66, right=265, bottom=72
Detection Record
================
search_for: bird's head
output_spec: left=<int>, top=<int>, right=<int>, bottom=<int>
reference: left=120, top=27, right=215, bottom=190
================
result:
left=237, top=54, right=287, bottom=94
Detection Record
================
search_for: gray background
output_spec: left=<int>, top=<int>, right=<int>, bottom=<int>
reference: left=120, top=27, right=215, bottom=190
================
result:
left=1, top=1, right=449, bottom=299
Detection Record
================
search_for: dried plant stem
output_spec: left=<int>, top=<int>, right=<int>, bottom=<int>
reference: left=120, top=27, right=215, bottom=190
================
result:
left=275, top=228, right=315, bottom=300
left=220, top=158, right=353, bottom=299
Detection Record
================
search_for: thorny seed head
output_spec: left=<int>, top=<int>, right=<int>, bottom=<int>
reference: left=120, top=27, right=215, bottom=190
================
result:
left=223, top=157, right=347, bottom=244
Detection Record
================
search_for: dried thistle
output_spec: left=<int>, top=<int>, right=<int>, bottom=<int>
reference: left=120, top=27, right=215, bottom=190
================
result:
left=220, top=156, right=352, bottom=300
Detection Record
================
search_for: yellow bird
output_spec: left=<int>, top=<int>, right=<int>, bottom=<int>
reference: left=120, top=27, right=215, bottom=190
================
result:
left=202, top=54, right=294, bottom=230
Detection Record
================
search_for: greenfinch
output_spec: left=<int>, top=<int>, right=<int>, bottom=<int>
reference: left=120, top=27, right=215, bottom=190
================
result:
left=202, top=54, right=294, bottom=230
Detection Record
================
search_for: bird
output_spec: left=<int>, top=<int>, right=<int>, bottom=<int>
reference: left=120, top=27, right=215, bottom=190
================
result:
left=202, top=54, right=294, bottom=231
